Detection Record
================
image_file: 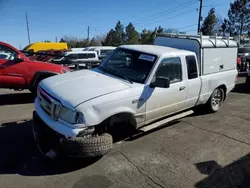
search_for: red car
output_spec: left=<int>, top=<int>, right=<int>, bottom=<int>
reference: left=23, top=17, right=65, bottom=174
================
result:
left=0, top=41, right=70, bottom=95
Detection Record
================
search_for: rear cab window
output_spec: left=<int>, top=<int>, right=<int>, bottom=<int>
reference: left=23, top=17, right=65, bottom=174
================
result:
left=186, top=56, right=198, bottom=79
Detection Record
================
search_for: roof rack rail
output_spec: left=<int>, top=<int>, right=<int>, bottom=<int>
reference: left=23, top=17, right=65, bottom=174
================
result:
left=156, top=32, right=234, bottom=40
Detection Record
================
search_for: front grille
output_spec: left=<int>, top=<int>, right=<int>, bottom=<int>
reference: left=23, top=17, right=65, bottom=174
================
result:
left=38, top=86, right=60, bottom=119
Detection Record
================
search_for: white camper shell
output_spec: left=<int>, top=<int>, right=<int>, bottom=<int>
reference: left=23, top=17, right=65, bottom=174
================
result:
left=154, top=33, right=238, bottom=75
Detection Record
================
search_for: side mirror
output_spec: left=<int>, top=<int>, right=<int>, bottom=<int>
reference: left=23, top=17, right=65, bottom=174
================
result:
left=150, top=77, right=170, bottom=88
left=15, top=54, right=24, bottom=62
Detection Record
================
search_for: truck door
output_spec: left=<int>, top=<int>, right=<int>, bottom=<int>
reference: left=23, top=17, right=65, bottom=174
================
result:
left=185, top=55, right=201, bottom=108
left=0, top=44, right=26, bottom=88
left=145, top=57, right=187, bottom=123
left=0, top=54, right=6, bottom=87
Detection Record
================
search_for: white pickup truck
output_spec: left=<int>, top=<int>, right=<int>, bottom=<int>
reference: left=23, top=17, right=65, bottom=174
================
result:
left=33, top=33, right=238, bottom=159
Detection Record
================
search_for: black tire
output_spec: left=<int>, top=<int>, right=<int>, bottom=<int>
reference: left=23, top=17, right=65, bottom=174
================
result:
left=206, top=88, right=225, bottom=113
left=61, top=133, right=113, bottom=158
left=246, top=76, right=250, bottom=84
left=29, top=76, right=47, bottom=96
left=246, top=77, right=250, bottom=91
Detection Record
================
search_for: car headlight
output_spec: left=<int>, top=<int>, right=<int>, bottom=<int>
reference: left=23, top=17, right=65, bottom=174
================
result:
left=58, top=106, right=84, bottom=124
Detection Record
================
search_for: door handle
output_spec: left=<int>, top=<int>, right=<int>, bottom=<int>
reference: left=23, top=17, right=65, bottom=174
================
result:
left=219, top=64, right=224, bottom=70
left=179, top=86, right=186, bottom=91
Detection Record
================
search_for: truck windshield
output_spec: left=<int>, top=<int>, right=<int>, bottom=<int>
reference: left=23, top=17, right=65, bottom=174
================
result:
left=99, top=48, right=157, bottom=84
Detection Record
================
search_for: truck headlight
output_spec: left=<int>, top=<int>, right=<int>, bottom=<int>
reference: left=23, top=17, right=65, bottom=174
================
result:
left=59, top=106, right=84, bottom=124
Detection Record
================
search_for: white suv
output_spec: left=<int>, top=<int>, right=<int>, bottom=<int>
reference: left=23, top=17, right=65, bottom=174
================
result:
left=52, top=51, right=98, bottom=68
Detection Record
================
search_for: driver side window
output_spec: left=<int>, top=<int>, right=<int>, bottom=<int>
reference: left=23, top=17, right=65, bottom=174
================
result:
left=0, top=44, right=17, bottom=60
left=154, top=57, right=182, bottom=84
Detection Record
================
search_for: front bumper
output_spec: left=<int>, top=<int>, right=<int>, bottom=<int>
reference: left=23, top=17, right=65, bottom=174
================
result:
left=34, top=97, right=87, bottom=138
left=33, top=111, right=111, bottom=158
left=33, top=111, right=64, bottom=155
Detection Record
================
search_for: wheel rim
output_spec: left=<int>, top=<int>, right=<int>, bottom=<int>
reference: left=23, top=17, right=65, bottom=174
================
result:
left=212, top=89, right=222, bottom=109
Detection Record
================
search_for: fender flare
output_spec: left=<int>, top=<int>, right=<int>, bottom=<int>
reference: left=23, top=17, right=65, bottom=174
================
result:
left=81, top=106, right=138, bottom=129
left=30, top=71, right=59, bottom=88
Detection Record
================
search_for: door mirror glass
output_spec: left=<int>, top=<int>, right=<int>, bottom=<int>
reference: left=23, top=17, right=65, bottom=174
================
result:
left=150, top=77, right=170, bottom=88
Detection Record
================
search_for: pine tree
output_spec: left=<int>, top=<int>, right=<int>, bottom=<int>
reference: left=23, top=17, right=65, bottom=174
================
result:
left=90, top=37, right=102, bottom=46
left=102, top=21, right=126, bottom=46
left=59, top=38, right=66, bottom=43
left=200, top=8, right=217, bottom=35
left=140, top=29, right=155, bottom=44
left=102, top=29, right=116, bottom=46
left=156, top=26, right=164, bottom=33
left=228, top=0, right=250, bottom=36
left=125, top=23, right=139, bottom=44
left=220, top=19, right=234, bottom=36
left=114, top=21, right=126, bottom=45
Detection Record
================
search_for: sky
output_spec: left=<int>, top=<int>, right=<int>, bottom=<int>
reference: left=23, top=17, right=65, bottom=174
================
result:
left=0, top=0, right=233, bottom=49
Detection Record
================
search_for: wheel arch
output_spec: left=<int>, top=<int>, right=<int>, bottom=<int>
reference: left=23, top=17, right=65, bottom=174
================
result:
left=217, top=84, right=227, bottom=100
left=94, top=110, right=138, bottom=131
left=30, top=71, right=59, bottom=88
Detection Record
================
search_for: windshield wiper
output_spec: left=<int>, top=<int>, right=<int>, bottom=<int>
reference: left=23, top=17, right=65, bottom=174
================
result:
left=98, top=66, right=133, bottom=84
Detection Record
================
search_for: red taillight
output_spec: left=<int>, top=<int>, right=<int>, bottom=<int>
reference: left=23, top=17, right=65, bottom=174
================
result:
left=237, top=57, right=241, bottom=65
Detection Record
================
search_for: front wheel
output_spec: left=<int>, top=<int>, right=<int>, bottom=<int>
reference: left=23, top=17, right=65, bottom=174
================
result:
left=207, top=88, right=225, bottom=113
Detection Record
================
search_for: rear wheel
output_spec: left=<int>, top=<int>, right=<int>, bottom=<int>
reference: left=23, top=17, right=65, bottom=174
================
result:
left=207, top=88, right=224, bottom=112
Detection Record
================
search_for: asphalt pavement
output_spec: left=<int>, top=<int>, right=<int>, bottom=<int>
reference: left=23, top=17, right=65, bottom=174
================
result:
left=0, top=76, right=250, bottom=188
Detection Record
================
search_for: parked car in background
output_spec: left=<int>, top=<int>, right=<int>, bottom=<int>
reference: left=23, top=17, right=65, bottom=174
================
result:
left=87, top=46, right=116, bottom=60
left=33, top=33, right=238, bottom=159
left=0, top=41, right=70, bottom=95
left=23, top=42, right=68, bottom=56
left=51, top=50, right=99, bottom=69
left=28, top=49, right=68, bottom=62
left=70, top=48, right=85, bottom=51
left=83, top=46, right=98, bottom=51
left=238, top=47, right=250, bottom=72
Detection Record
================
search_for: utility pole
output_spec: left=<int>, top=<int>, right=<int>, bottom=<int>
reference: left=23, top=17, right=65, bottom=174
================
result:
left=25, top=12, right=31, bottom=44
left=87, top=26, right=90, bottom=41
left=55, top=36, right=58, bottom=42
left=197, top=0, right=203, bottom=34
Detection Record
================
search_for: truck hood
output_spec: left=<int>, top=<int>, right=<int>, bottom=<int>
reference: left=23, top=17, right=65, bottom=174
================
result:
left=40, top=69, right=131, bottom=108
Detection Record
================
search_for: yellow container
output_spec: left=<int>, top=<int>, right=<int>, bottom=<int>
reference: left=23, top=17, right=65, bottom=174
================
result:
left=23, top=42, right=68, bottom=52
